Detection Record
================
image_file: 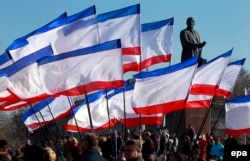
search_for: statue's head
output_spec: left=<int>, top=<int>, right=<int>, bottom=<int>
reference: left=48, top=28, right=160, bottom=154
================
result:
left=186, top=17, right=195, bottom=29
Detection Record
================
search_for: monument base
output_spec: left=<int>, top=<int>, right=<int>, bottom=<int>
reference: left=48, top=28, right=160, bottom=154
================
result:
left=165, top=108, right=210, bottom=146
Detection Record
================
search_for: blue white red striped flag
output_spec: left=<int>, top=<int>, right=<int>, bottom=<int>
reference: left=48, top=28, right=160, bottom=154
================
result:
left=64, top=89, right=116, bottom=132
left=225, top=96, right=250, bottom=136
left=38, top=40, right=124, bottom=96
left=97, top=4, right=141, bottom=73
left=3, top=46, right=53, bottom=102
left=7, top=12, right=67, bottom=61
left=216, top=58, right=245, bottom=98
left=132, top=56, right=198, bottom=115
left=186, top=50, right=232, bottom=108
left=140, top=17, right=173, bottom=70
left=108, top=80, right=162, bottom=128
left=189, top=49, right=232, bottom=95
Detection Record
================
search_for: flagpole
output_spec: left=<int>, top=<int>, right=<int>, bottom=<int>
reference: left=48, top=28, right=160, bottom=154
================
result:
left=210, top=104, right=224, bottom=134
left=34, top=102, right=67, bottom=161
left=196, top=96, right=216, bottom=140
left=45, top=99, right=62, bottom=138
left=84, top=93, right=94, bottom=132
left=29, top=104, right=51, bottom=142
left=122, top=87, right=127, bottom=136
left=34, top=103, right=56, bottom=140
left=104, top=89, right=112, bottom=135
left=67, top=96, right=82, bottom=138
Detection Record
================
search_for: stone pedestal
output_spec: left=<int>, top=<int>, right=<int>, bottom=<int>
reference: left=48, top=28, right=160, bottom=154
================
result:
left=165, top=108, right=210, bottom=139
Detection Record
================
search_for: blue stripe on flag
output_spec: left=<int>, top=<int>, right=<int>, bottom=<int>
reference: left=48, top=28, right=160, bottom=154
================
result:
left=3, top=45, right=53, bottom=76
left=207, top=48, right=233, bottom=64
left=72, top=90, right=106, bottom=114
left=30, top=12, right=67, bottom=36
left=62, top=17, right=97, bottom=37
left=7, top=12, right=67, bottom=50
left=226, top=95, right=250, bottom=103
left=134, top=55, right=198, bottom=79
left=97, top=4, right=140, bottom=23
left=0, top=52, right=12, bottom=65
left=228, top=58, right=246, bottom=66
left=21, top=97, right=55, bottom=122
left=141, top=17, right=174, bottom=32
left=63, top=5, right=96, bottom=24
left=38, top=39, right=121, bottom=65
left=107, top=79, right=134, bottom=99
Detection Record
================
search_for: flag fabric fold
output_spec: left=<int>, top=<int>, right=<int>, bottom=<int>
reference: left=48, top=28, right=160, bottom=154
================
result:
left=38, top=40, right=124, bottom=96
left=132, top=56, right=198, bottom=115
left=3, top=46, right=53, bottom=102
left=189, top=49, right=232, bottom=95
left=225, top=96, right=250, bottom=136
left=21, top=96, right=73, bottom=131
left=140, top=17, right=173, bottom=70
left=0, top=100, right=29, bottom=111
left=215, top=58, right=245, bottom=98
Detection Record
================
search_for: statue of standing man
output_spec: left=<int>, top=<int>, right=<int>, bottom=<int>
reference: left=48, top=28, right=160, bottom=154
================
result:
left=180, top=17, right=206, bottom=66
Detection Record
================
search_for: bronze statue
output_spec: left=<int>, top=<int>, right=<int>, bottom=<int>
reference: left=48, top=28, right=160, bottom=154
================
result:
left=180, top=17, right=206, bottom=65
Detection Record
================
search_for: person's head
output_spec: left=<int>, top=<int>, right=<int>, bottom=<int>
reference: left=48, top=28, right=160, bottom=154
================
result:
left=191, top=148, right=200, bottom=159
left=71, top=137, right=78, bottom=146
left=24, top=144, right=47, bottom=161
left=79, top=133, right=98, bottom=152
left=142, top=131, right=151, bottom=140
left=44, top=147, right=57, bottom=161
left=215, top=137, right=221, bottom=144
left=124, top=139, right=142, bottom=161
left=0, top=139, right=8, bottom=152
left=143, top=154, right=155, bottom=161
left=186, top=17, right=195, bottom=29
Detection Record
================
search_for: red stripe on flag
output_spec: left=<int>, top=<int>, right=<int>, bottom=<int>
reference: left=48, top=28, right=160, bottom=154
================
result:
left=133, top=100, right=186, bottom=115
left=140, top=54, right=172, bottom=70
left=226, top=128, right=250, bottom=137
left=123, top=62, right=140, bottom=73
left=64, top=119, right=116, bottom=132
left=215, top=89, right=231, bottom=98
left=122, top=47, right=141, bottom=55
left=120, top=116, right=162, bottom=128
left=186, top=100, right=211, bottom=108
left=59, top=80, right=124, bottom=96
left=27, top=107, right=73, bottom=130
left=190, top=84, right=218, bottom=95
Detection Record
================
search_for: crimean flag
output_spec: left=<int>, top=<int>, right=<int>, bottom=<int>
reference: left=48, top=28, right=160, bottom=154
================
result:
left=132, top=56, right=198, bottom=115
left=140, top=17, right=173, bottom=70
left=97, top=4, right=141, bottom=72
left=225, top=96, right=250, bottom=136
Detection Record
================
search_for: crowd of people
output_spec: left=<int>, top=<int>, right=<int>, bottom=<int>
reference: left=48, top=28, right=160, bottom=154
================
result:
left=0, top=127, right=239, bottom=161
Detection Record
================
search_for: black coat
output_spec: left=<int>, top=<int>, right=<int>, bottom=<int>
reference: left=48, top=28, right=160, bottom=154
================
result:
left=81, top=148, right=107, bottom=161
